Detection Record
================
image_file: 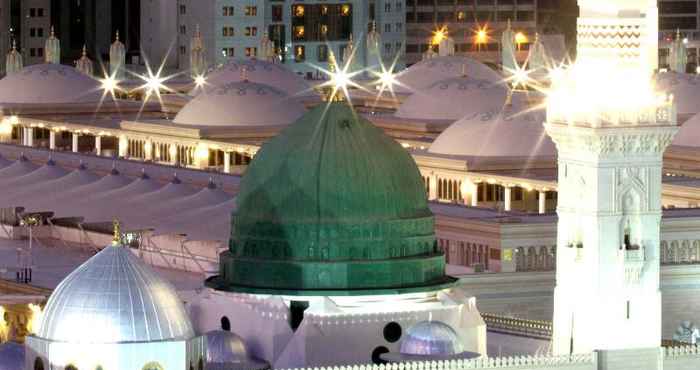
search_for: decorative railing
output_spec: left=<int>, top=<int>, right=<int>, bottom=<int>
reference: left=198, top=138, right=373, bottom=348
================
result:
left=481, top=313, right=553, bottom=340
left=284, top=353, right=596, bottom=370
left=664, top=345, right=700, bottom=358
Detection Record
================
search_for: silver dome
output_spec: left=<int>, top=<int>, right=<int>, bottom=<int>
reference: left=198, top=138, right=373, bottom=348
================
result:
left=206, top=330, right=250, bottom=364
left=400, top=321, right=464, bottom=356
left=0, top=342, right=24, bottom=370
left=37, top=245, right=195, bottom=343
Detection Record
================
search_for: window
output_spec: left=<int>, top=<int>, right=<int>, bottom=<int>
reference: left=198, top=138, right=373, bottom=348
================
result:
left=245, top=6, right=257, bottom=16
left=33, top=358, right=44, bottom=370
left=246, top=47, right=257, bottom=57
left=38, top=28, right=44, bottom=37
left=30, top=28, right=36, bottom=37
left=272, top=5, right=283, bottom=22
left=385, top=2, right=391, bottom=12
left=395, top=42, right=402, bottom=53
left=396, top=1, right=402, bottom=11
left=180, top=45, right=186, bottom=55
left=179, top=25, right=186, bottom=35
left=341, top=4, right=350, bottom=15
left=294, top=5, right=305, bottom=17
left=318, top=44, right=328, bottom=62
left=29, top=8, right=36, bottom=17
left=384, top=23, right=391, bottom=32
left=30, top=48, right=36, bottom=57
left=293, top=26, right=305, bottom=41
left=223, top=6, right=234, bottom=16
left=179, top=5, right=186, bottom=14
left=294, top=45, right=305, bottom=62
left=395, top=23, right=402, bottom=32
left=37, top=8, right=44, bottom=17
left=223, top=27, right=234, bottom=37
left=221, top=316, right=231, bottom=331
left=245, top=27, right=258, bottom=36
left=222, top=47, right=234, bottom=57
left=384, top=43, right=391, bottom=54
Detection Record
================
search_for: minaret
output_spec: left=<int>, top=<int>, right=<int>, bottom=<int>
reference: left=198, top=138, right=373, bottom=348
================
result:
left=501, top=19, right=517, bottom=74
left=44, top=26, right=60, bottom=64
left=75, top=45, right=94, bottom=76
left=342, top=34, right=355, bottom=71
left=190, top=24, right=206, bottom=77
left=546, top=0, right=678, bottom=358
left=669, top=29, right=688, bottom=73
left=366, top=21, right=382, bottom=69
left=527, top=33, right=547, bottom=80
left=110, top=31, right=126, bottom=80
left=5, top=40, right=23, bottom=75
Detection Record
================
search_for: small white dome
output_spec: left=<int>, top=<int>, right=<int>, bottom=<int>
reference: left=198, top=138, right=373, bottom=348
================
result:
left=206, top=330, right=250, bottom=364
left=175, top=81, right=305, bottom=127
left=0, top=64, right=102, bottom=104
left=193, top=59, right=311, bottom=97
left=395, top=76, right=508, bottom=121
left=429, top=106, right=554, bottom=157
left=656, top=71, right=700, bottom=116
left=400, top=321, right=464, bottom=356
left=37, top=244, right=195, bottom=343
left=674, top=112, right=700, bottom=147
left=395, top=56, right=503, bottom=94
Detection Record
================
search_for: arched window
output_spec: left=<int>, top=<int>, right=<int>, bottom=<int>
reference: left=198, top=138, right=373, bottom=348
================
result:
left=142, top=362, right=164, bottom=370
left=33, top=358, right=44, bottom=370
left=221, top=316, right=231, bottom=331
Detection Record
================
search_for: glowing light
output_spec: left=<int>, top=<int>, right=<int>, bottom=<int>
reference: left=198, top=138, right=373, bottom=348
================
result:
left=27, top=303, right=43, bottom=334
left=194, top=74, right=206, bottom=88
left=315, top=47, right=365, bottom=103
left=0, top=119, right=13, bottom=136
left=432, top=26, right=448, bottom=45
left=195, top=143, right=210, bottom=163
left=100, top=75, right=119, bottom=94
left=475, top=25, right=489, bottom=44
left=0, top=305, right=7, bottom=341
left=9, top=115, right=18, bottom=125
left=515, top=32, right=528, bottom=45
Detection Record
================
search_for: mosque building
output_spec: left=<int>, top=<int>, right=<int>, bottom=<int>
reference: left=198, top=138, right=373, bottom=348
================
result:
left=3, top=0, right=700, bottom=369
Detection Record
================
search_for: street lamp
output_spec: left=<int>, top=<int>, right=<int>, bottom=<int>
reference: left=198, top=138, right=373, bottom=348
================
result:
left=19, top=214, right=42, bottom=283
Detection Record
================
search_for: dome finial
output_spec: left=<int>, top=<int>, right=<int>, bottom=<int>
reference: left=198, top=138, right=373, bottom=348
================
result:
left=82, top=44, right=87, bottom=57
left=115, top=30, right=120, bottom=42
left=112, top=219, right=122, bottom=246
left=50, top=25, right=55, bottom=38
left=11, top=39, right=16, bottom=51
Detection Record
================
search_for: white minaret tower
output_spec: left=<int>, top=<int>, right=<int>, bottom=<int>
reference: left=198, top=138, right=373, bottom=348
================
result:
left=546, top=0, right=678, bottom=359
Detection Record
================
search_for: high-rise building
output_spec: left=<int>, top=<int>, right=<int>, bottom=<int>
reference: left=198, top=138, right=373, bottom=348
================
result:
left=141, top=0, right=404, bottom=78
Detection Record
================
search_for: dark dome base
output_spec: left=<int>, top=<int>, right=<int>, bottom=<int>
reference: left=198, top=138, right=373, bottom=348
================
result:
left=205, top=274, right=458, bottom=297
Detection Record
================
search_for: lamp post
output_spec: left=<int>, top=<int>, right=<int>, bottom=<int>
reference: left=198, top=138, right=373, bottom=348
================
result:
left=19, top=214, right=41, bottom=283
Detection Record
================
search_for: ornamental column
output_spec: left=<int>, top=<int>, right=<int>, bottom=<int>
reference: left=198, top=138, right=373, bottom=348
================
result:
left=72, top=133, right=79, bottom=153
left=49, top=131, right=56, bottom=150
left=26, top=127, right=34, bottom=147
left=95, top=135, right=102, bottom=156
left=428, top=175, right=438, bottom=200
left=145, top=139, right=153, bottom=160
left=224, top=151, right=231, bottom=174
left=118, top=135, right=128, bottom=158
left=538, top=191, right=546, bottom=214
left=471, top=182, right=479, bottom=207
left=504, top=186, right=512, bottom=212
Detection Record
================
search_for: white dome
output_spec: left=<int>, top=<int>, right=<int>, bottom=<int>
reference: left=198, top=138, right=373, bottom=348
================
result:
left=175, top=81, right=305, bottom=127
left=400, top=321, right=464, bottom=356
left=193, top=59, right=311, bottom=97
left=0, top=64, right=102, bottom=104
left=395, top=76, right=508, bottom=121
left=37, top=244, right=195, bottom=343
left=429, top=106, right=554, bottom=157
left=674, top=112, right=700, bottom=147
left=395, top=56, right=503, bottom=94
left=206, top=330, right=250, bottom=364
left=656, top=71, right=700, bottom=116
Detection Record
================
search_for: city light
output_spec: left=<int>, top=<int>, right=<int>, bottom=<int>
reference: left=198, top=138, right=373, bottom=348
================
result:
left=515, top=32, right=528, bottom=47
left=27, top=303, right=43, bottom=334
left=475, top=25, right=489, bottom=44
left=194, top=74, right=207, bottom=89
left=100, top=74, right=119, bottom=95
left=0, top=118, right=13, bottom=136
left=432, top=26, right=448, bottom=45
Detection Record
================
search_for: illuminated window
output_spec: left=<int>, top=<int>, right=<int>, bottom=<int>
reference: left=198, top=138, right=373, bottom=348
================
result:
left=245, top=6, right=257, bottom=16
left=321, top=5, right=328, bottom=15
left=320, top=24, right=328, bottom=37
left=294, top=5, right=305, bottom=17
left=246, top=47, right=257, bottom=57
left=223, top=27, right=234, bottom=37
left=457, top=11, right=465, bottom=21
left=318, top=45, right=328, bottom=62
left=223, top=6, right=234, bottom=16
left=222, top=47, right=234, bottom=57
left=245, top=27, right=258, bottom=36
left=341, top=4, right=350, bottom=16
left=294, top=45, right=305, bottom=62
left=294, top=26, right=305, bottom=40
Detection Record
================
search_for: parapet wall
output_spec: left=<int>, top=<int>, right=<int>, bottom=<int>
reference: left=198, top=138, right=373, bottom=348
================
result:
left=664, top=346, right=700, bottom=370
left=284, top=353, right=596, bottom=370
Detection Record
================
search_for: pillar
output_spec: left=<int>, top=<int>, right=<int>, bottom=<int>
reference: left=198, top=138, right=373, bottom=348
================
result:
left=145, top=139, right=153, bottom=160
left=428, top=175, right=438, bottom=200
left=95, top=135, right=102, bottom=156
left=72, top=133, right=79, bottom=153
left=471, top=183, right=479, bottom=207
left=538, top=191, right=546, bottom=214
left=169, top=144, right=178, bottom=165
left=118, top=135, right=128, bottom=158
left=504, top=186, right=512, bottom=212
left=26, top=127, right=34, bottom=147
left=224, top=151, right=231, bottom=174
left=49, top=131, right=56, bottom=150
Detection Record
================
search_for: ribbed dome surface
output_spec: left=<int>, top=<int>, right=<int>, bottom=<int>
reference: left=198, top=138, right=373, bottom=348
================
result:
left=0, top=64, right=102, bottom=104
left=212, top=103, right=453, bottom=294
left=206, top=330, right=250, bottom=364
left=395, top=76, right=508, bottom=121
left=192, top=59, right=311, bottom=97
left=400, top=321, right=464, bottom=356
left=175, top=81, right=305, bottom=127
left=37, top=245, right=195, bottom=343
left=394, top=56, right=503, bottom=94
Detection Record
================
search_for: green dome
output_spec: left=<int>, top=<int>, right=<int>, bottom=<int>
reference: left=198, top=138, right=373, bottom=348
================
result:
left=209, top=103, right=455, bottom=295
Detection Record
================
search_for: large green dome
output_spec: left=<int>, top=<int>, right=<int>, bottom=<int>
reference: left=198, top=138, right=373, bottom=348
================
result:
left=209, top=103, right=455, bottom=295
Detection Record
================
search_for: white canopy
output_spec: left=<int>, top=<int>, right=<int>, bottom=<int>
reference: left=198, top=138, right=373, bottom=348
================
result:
left=0, top=64, right=102, bottom=104
left=394, top=56, right=503, bottom=94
